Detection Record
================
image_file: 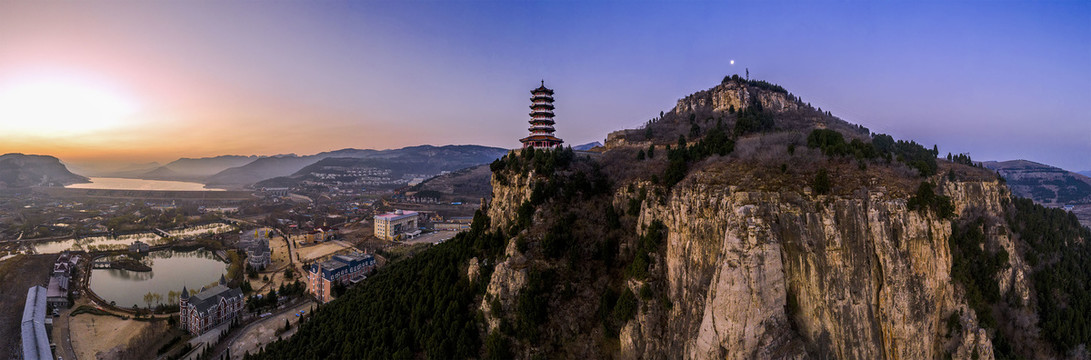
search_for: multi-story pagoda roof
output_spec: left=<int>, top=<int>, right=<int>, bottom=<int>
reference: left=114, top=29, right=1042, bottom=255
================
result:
left=520, top=81, right=564, bottom=150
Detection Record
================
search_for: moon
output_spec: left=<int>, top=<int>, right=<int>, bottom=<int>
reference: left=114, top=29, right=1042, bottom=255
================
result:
left=730, top=60, right=735, bottom=65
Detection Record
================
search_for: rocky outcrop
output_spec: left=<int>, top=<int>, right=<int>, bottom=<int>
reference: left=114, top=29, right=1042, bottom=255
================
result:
left=480, top=239, right=528, bottom=331
left=487, top=171, right=535, bottom=231
left=614, top=175, right=1016, bottom=359
left=479, top=171, right=535, bottom=331
left=673, top=80, right=800, bottom=115
left=606, top=129, right=651, bottom=149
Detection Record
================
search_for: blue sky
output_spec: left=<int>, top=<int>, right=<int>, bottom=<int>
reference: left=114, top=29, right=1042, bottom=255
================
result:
left=1, top=1, right=1088, bottom=170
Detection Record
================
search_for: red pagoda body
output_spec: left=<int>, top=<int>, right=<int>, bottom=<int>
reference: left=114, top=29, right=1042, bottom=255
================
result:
left=520, top=81, right=564, bottom=149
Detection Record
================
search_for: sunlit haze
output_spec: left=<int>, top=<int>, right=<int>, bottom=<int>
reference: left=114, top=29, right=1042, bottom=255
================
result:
left=0, top=1, right=1088, bottom=171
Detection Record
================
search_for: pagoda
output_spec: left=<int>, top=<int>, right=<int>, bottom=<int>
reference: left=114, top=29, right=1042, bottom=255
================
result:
left=520, top=81, right=564, bottom=149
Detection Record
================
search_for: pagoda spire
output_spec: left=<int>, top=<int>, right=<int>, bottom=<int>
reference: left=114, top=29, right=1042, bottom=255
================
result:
left=519, top=81, right=564, bottom=150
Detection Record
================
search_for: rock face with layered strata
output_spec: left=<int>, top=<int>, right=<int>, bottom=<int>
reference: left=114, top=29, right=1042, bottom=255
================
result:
left=608, top=176, right=1016, bottom=359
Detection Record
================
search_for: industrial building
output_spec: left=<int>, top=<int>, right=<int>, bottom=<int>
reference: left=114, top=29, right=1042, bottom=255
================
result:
left=21, top=286, right=53, bottom=360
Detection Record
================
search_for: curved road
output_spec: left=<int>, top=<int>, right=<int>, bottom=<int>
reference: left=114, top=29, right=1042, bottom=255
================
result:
left=208, top=299, right=314, bottom=360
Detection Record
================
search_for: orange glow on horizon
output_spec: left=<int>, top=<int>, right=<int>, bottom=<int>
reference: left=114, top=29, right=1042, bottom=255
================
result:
left=0, top=75, right=139, bottom=138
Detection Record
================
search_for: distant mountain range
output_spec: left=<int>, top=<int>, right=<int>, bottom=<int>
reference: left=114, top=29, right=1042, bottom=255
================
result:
left=251, top=145, right=509, bottom=189
left=57, top=145, right=509, bottom=189
left=148, top=155, right=262, bottom=181
left=572, top=141, right=603, bottom=151
left=981, top=159, right=1091, bottom=206
left=0, top=153, right=88, bottom=188
left=1080, top=171, right=1091, bottom=178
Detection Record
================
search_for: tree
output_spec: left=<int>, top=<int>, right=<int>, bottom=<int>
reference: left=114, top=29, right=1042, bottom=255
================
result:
left=636, top=149, right=645, bottom=160
left=647, top=144, right=655, bottom=159
left=812, top=169, right=832, bottom=195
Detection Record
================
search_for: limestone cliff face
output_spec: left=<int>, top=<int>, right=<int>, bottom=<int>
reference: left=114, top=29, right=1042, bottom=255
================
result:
left=615, top=175, right=1016, bottom=359
left=479, top=172, right=535, bottom=331
left=487, top=171, right=535, bottom=231
left=673, top=80, right=800, bottom=115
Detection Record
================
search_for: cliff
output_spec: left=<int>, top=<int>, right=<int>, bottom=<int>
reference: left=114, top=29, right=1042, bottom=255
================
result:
left=251, top=77, right=1085, bottom=360
left=475, top=78, right=1051, bottom=359
left=614, top=176, right=1022, bottom=359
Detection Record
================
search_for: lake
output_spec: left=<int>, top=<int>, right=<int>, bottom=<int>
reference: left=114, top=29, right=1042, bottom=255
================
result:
left=66, top=177, right=223, bottom=191
left=88, top=249, right=229, bottom=308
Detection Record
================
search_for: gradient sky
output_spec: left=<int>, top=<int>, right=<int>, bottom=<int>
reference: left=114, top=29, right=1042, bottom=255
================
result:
left=0, top=1, right=1088, bottom=171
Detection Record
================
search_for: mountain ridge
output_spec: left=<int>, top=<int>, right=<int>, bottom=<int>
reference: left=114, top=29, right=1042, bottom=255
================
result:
left=0, top=153, right=89, bottom=188
left=210, top=144, right=509, bottom=188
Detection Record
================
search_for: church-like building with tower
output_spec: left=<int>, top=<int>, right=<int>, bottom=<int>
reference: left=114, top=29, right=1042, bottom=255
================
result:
left=178, top=274, right=244, bottom=335
left=520, top=81, right=564, bottom=149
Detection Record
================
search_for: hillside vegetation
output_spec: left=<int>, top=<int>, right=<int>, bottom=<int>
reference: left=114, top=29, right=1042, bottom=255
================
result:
left=250, top=77, right=1091, bottom=359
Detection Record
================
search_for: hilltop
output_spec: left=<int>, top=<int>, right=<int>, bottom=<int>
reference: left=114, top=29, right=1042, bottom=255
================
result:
left=251, top=76, right=1091, bottom=360
left=0, top=153, right=88, bottom=188
left=247, top=145, right=509, bottom=190
left=981, top=159, right=1091, bottom=206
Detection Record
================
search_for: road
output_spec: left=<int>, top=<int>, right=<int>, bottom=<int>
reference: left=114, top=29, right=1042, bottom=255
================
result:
left=54, top=307, right=78, bottom=360
left=402, top=230, right=457, bottom=245
left=209, top=299, right=314, bottom=360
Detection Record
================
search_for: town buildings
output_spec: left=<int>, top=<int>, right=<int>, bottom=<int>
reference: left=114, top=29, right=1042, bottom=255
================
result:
left=374, top=210, right=419, bottom=241
left=301, top=227, right=337, bottom=243
left=306, top=253, right=376, bottom=303
left=46, top=252, right=78, bottom=308
left=21, top=286, right=52, bottom=360
left=178, top=276, right=245, bottom=335
left=520, top=81, right=564, bottom=149
left=238, top=228, right=272, bottom=269
left=130, top=240, right=150, bottom=253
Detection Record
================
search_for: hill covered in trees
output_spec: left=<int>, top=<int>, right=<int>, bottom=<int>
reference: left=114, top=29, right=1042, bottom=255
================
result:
left=249, top=77, right=1091, bottom=359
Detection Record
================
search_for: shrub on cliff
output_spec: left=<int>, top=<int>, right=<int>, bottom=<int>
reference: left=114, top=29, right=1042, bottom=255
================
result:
left=812, top=169, right=832, bottom=195
left=907, top=182, right=954, bottom=218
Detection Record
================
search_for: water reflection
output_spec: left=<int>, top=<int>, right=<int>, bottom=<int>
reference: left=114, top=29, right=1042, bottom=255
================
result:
left=89, top=249, right=228, bottom=308
left=66, top=177, right=224, bottom=191
left=27, top=222, right=236, bottom=254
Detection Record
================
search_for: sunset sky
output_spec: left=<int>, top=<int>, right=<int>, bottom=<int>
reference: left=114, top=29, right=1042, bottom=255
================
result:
left=0, top=1, right=1088, bottom=171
